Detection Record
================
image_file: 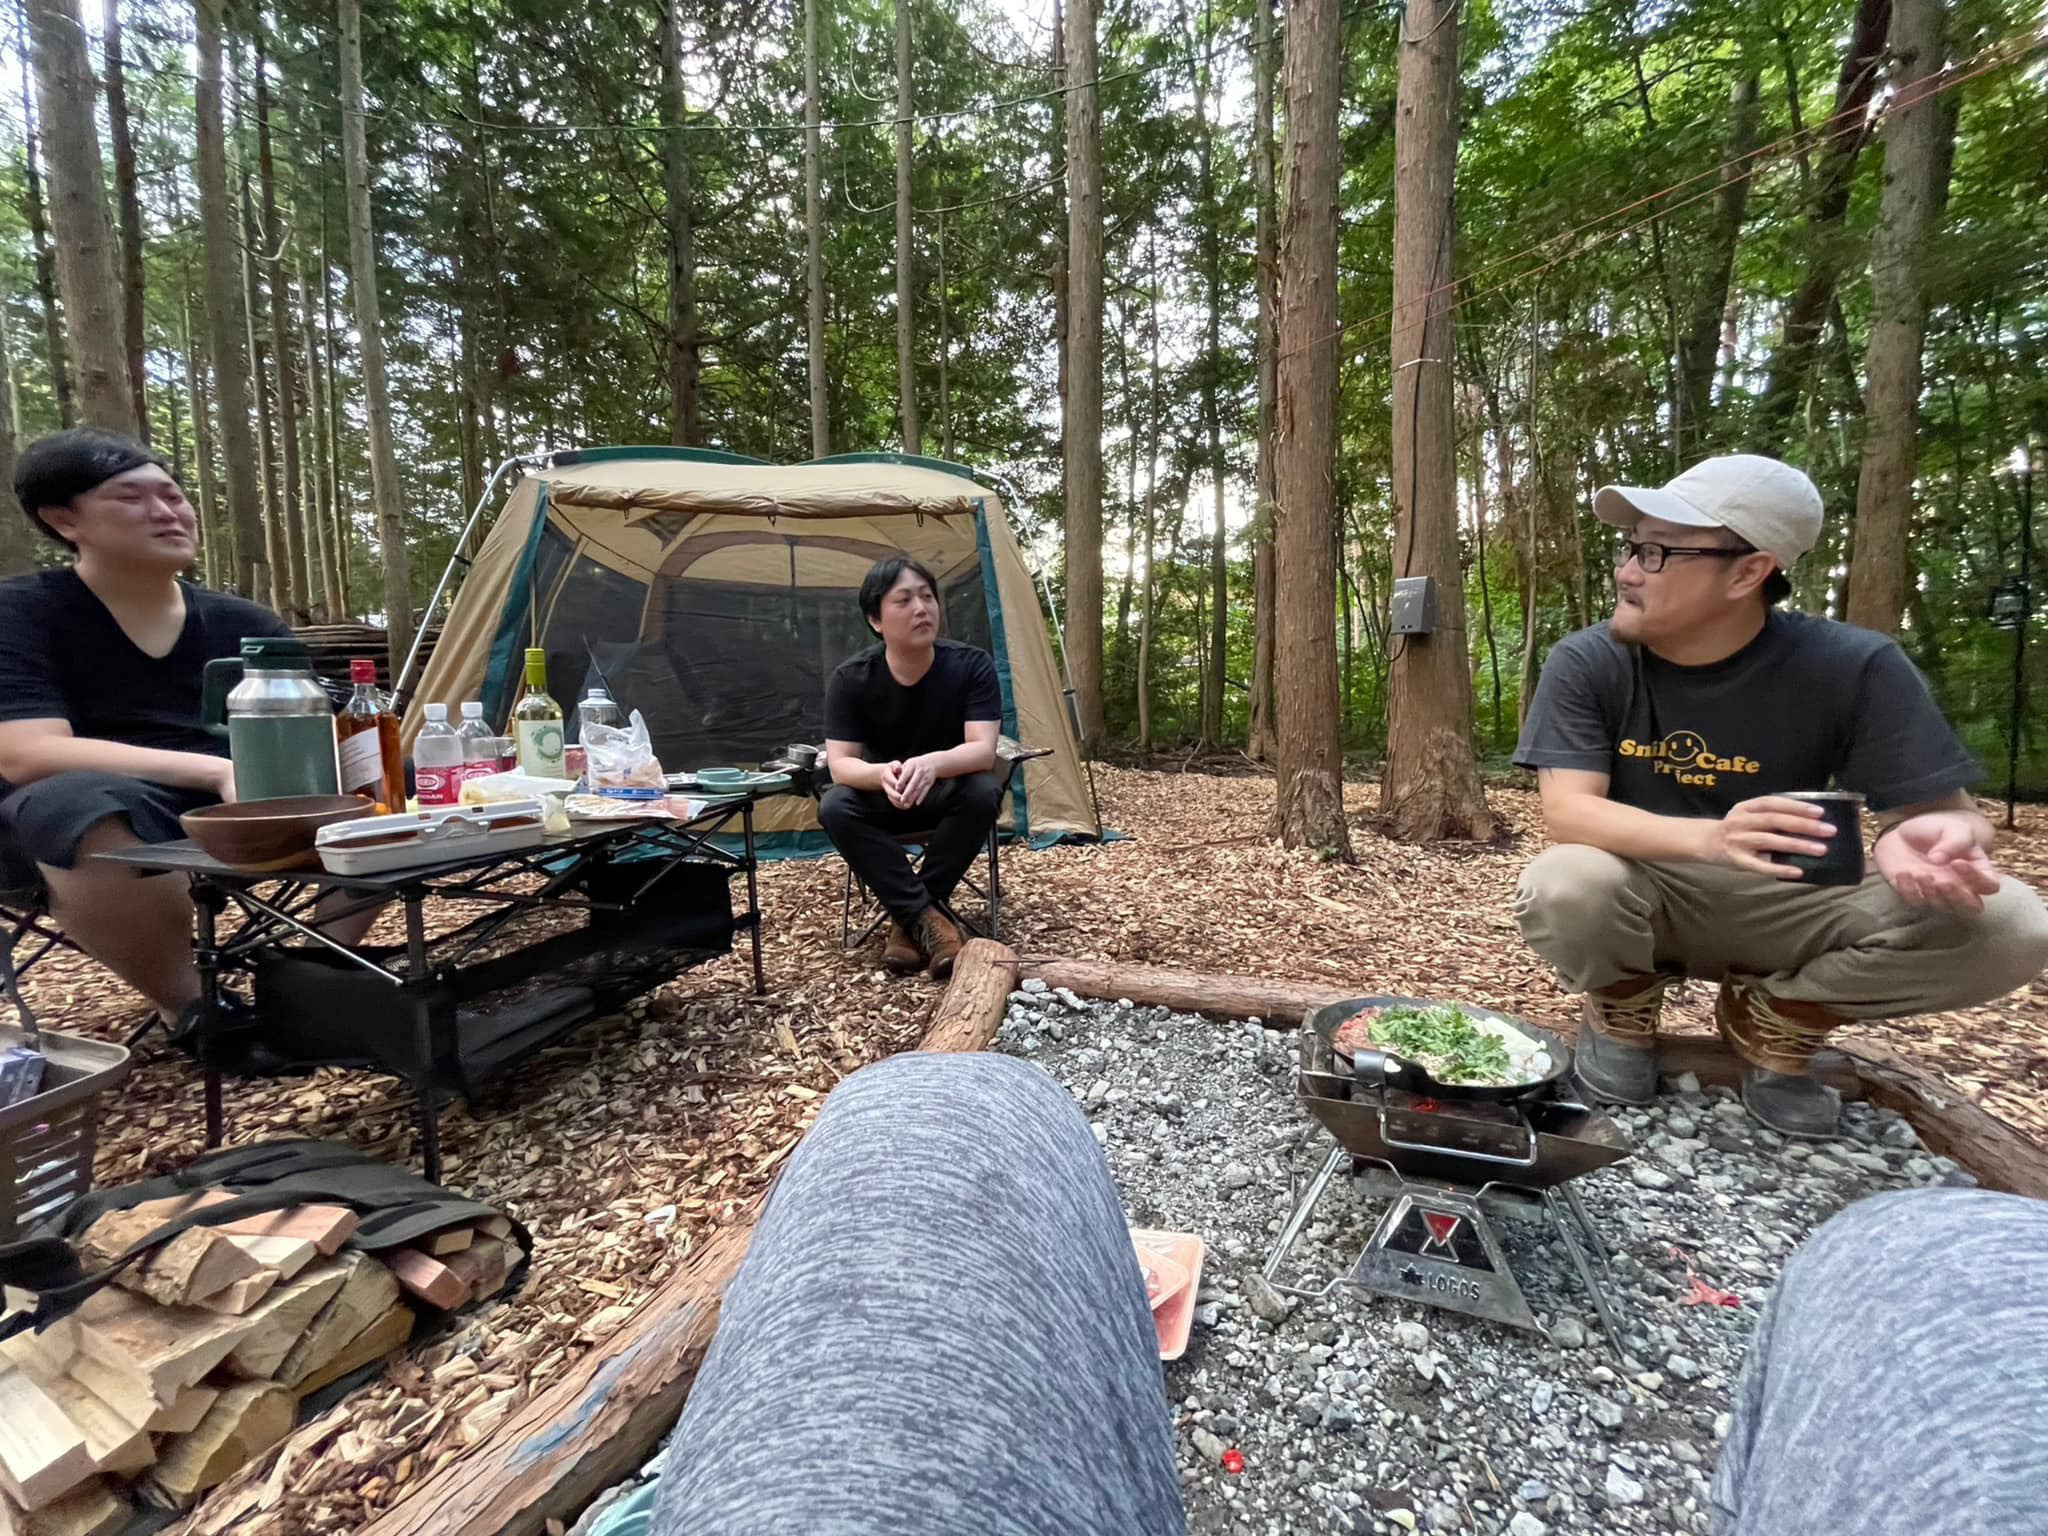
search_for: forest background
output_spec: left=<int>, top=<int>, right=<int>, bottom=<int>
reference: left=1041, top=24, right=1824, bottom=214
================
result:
left=0, top=0, right=2042, bottom=850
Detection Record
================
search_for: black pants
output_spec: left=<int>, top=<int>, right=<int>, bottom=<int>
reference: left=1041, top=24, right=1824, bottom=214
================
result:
left=818, top=772, right=1003, bottom=927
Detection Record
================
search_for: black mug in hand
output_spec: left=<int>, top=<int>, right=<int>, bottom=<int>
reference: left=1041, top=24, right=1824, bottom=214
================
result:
left=1780, top=790, right=1866, bottom=886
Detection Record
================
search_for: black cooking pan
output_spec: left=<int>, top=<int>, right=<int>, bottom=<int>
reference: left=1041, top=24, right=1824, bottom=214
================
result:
left=1308, top=995, right=1574, bottom=1104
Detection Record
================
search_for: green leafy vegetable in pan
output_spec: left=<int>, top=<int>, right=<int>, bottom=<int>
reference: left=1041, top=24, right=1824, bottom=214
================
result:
left=1334, top=1004, right=1517, bottom=1085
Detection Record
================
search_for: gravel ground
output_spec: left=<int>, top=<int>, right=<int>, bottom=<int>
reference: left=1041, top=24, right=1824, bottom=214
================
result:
left=996, top=983, right=1974, bottom=1536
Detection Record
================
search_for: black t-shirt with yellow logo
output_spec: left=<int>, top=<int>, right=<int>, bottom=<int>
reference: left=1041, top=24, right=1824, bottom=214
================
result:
left=1513, top=611, right=1977, bottom=817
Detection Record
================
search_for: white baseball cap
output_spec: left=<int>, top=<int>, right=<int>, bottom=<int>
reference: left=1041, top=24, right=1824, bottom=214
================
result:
left=1593, top=455, right=1824, bottom=569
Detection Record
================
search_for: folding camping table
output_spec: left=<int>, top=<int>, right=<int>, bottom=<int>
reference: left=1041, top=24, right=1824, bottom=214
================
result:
left=100, top=795, right=772, bottom=1182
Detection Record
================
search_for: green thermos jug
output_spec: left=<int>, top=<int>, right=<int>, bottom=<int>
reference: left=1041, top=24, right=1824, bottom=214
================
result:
left=221, top=637, right=340, bottom=800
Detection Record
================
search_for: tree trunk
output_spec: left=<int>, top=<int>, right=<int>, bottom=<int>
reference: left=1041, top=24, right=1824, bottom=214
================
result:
left=241, top=166, right=295, bottom=616
left=25, top=0, right=137, bottom=434
left=1248, top=0, right=1279, bottom=763
left=1381, top=0, right=1494, bottom=843
left=320, top=194, right=351, bottom=616
left=1063, top=0, right=1106, bottom=747
left=1195, top=6, right=1227, bottom=750
left=257, top=51, right=315, bottom=618
left=894, top=0, right=920, bottom=453
left=181, top=292, right=223, bottom=589
left=18, top=49, right=75, bottom=429
left=1751, top=0, right=1891, bottom=454
left=1137, top=236, right=1162, bottom=753
left=803, top=0, right=829, bottom=457
left=338, top=0, right=414, bottom=670
left=1676, top=71, right=1760, bottom=459
left=0, top=317, right=28, bottom=578
left=194, top=0, right=266, bottom=596
left=1845, top=0, right=1952, bottom=635
left=1050, top=0, right=1069, bottom=460
left=102, top=0, right=149, bottom=441
left=661, top=0, right=700, bottom=447
left=937, top=212, right=953, bottom=461
left=297, top=254, right=343, bottom=619
left=1269, top=0, right=1349, bottom=854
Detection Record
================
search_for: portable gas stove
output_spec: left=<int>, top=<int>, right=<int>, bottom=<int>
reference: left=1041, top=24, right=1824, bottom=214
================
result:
left=1262, top=998, right=1632, bottom=1354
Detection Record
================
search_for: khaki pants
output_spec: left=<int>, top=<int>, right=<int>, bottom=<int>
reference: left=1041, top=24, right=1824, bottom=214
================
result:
left=1515, top=845, right=2048, bottom=1021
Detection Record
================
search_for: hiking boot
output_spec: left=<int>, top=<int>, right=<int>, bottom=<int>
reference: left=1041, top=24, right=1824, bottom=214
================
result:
left=915, top=907, right=965, bottom=981
left=882, top=920, right=925, bottom=975
left=1717, top=978, right=1848, bottom=1139
left=1741, top=1067, right=1844, bottom=1140
left=1572, top=974, right=1672, bottom=1106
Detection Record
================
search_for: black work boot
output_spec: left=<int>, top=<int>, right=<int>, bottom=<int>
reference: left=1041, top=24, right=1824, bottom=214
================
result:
left=1572, top=974, right=1672, bottom=1106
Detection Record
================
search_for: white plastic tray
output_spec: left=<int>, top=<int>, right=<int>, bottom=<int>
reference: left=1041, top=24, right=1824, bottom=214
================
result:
left=315, top=800, right=548, bottom=875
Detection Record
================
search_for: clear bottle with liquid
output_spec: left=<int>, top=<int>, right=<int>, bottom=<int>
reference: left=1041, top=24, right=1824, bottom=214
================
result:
left=414, top=703, right=464, bottom=806
left=512, top=648, right=566, bottom=776
left=576, top=685, right=624, bottom=743
left=456, top=701, right=499, bottom=792
left=336, top=658, right=404, bottom=810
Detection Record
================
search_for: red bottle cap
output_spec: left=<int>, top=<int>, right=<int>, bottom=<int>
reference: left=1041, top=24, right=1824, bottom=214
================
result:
left=350, top=659, right=377, bottom=684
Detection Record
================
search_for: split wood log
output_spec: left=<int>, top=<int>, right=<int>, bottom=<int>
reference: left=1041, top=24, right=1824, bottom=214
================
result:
left=275, top=1254, right=403, bottom=1390
left=0, top=1478, right=129, bottom=1536
left=58, top=1290, right=261, bottom=1409
left=222, top=1236, right=317, bottom=1284
left=423, top=1228, right=474, bottom=1257
left=441, top=1238, right=514, bottom=1303
left=475, top=1216, right=513, bottom=1241
left=287, top=1305, right=415, bottom=1401
left=75, top=1213, right=261, bottom=1311
left=384, top=1250, right=470, bottom=1311
left=211, top=1206, right=359, bottom=1257
left=223, top=1266, right=349, bottom=1380
left=0, top=1342, right=151, bottom=1478
left=354, top=941, right=1023, bottom=1536
left=919, top=939, right=1019, bottom=1054
left=145, top=1388, right=219, bottom=1438
left=145, top=1384, right=293, bottom=1507
left=0, top=1367, right=95, bottom=1509
left=189, top=1270, right=281, bottom=1317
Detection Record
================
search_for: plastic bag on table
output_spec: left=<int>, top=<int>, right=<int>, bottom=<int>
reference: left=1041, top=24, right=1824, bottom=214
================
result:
left=582, top=710, right=667, bottom=798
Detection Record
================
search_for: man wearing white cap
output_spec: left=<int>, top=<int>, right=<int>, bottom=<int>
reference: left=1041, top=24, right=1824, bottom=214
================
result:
left=1513, top=454, right=2048, bottom=1136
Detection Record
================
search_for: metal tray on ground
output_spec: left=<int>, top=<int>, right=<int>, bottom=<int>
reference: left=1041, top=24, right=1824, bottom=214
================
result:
left=0, top=1030, right=131, bottom=1240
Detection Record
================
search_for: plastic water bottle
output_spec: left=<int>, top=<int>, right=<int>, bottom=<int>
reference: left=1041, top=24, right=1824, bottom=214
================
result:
left=456, top=701, right=498, bottom=791
left=576, top=685, right=624, bottom=743
left=414, top=703, right=464, bottom=806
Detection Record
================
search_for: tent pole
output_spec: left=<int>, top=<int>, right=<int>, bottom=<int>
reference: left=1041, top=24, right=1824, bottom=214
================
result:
left=393, top=455, right=533, bottom=709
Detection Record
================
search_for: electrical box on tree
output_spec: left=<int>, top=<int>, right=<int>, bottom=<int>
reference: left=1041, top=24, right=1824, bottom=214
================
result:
left=1390, top=576, right=1438, bottom=635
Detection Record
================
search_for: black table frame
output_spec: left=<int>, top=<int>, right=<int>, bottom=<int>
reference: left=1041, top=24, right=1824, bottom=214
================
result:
left=103, top=797, right=767, bottom=1181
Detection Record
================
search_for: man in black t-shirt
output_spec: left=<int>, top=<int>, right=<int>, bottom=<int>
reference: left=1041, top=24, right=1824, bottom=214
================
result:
left=1514, top=454, right=2048, bottom=1136
left=0, top=429, right=291, bottom=1030
left=820, top=556, right=1004, bottom=980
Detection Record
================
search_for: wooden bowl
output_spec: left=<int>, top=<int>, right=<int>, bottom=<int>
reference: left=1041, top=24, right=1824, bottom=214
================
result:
left=180, top=795, right=377, bottom=870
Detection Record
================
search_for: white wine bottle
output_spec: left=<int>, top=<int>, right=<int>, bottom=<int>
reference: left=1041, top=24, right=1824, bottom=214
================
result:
left=512, top=648, right=566, bottom=775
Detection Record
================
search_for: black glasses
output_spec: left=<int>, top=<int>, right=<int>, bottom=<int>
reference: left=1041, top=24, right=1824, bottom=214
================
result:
left=1612, top=538, right=1756, bottom=575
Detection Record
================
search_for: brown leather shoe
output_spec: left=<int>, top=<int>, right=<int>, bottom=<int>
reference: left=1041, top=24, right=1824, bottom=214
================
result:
left=882, top=920, right=925, bottom=974
left=1715, top=976, right=1848, bottom=1077
left=1574, top=973, right=1673, bottom=1105
left=915, top=907, right=964, bottom=980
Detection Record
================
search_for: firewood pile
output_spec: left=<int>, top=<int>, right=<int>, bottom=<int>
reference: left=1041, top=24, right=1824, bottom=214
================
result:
left=0, top=1193, right=517, bottom=1534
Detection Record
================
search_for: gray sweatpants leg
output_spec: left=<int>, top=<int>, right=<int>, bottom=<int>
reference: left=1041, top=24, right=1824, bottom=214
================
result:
left=1712, top=1188, right=2048, bottom=1535
left=650, top=1051, right=1186, bottom=1536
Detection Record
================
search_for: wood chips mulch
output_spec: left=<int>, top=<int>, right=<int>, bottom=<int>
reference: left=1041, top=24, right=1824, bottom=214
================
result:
left=13, top=765, right=2045, bottom=1533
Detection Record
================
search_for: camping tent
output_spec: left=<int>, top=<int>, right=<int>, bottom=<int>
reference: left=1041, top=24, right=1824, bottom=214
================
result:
left=399, top=447, right=1100, bottom=846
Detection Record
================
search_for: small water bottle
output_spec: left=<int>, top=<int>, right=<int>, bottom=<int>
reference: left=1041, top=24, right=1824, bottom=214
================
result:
left=414, top=704, right=464, bottom=806
left=576, top=685, right=624, bottom=743
left=456, top=701, right=498, bottom=792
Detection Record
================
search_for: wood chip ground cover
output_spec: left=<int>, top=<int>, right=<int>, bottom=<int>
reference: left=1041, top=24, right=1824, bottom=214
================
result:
left=13, top=767, right=2044, bottom=1532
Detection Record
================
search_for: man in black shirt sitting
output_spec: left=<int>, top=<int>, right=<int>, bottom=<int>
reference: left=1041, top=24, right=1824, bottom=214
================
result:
left=1514, top=454, right=2048, bottom=1136
left=0, top=430, right=291, bottom=1033
left=821, top=556, right=1004, bottom=980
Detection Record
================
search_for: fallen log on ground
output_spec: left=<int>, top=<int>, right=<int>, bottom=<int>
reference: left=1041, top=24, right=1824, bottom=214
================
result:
left=350, top=939, right=1020, bottom=1536
left=1020, top=954, right=2043, bottom=1197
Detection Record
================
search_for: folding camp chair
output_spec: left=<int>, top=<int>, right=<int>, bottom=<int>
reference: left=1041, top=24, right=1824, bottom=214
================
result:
left=1, top=839, right=160, bottom=1049
left=833, top=741, right=1053, bottom=951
